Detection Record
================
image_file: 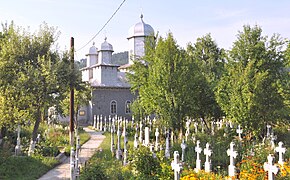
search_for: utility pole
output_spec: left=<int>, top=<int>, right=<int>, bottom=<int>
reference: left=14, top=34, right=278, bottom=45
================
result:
left=69, top=37, right=75, bottom=146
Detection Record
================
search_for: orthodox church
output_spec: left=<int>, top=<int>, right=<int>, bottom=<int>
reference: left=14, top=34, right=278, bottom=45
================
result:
left=79, top=15, right=154, bottom=123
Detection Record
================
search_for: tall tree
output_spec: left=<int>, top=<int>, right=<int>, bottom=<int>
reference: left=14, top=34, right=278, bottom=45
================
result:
left=0, top=22, right=75, bottom=151
left=187, top=34, right=225, bottom=127
left=129, top=33, right=199, bottom=134
left=216, top=25, right=289, bottom=136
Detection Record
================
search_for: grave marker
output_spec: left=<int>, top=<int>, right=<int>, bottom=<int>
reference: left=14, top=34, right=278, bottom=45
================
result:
left=264, top=154, right=278, bottom=180
left=236, top=125, right=243, bottom=140
left=194, top=140, right=202, bottom=172
left=181, top=139, right=187, bottom=162
left=171, top=151, right=182, bottom=180
left=275, top=141, right=286, bottom=166
left=204, top=143, right=212, bottom=172
left=227, top=142, right=237, bottom=177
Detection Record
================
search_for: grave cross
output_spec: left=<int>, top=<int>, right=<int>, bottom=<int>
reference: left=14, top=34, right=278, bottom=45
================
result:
left=139, top=121, right=143, bottom=143
left=165, top=132, right=170, bottom=158
left=110, top=119, right=115, bottom=153
left=155, top=128, right=159, bottom=151
left=194, top=140, right=202, bottom=172
left=96, top=115, right=100, bottom=130
left=134, top=133, right=139, bottom=149
left=266, top=124, right=271, bottom=138
left=93, top=115, right=96, bottom=129
left=144, top=127, right=150, bottom=146
left=15, top=124, right=21, bottom=156
left=275, top=141, right=286, bottom=166
left=227, top=142, right=238, bottom=177
left=236, top=125, right=243, bottom=140
left=180, top=139, right=187, bottom=162
left=116, top=119, right=122, bottom=160
left=171, top=151, right=182, bottom=180
left=263, top=154, right=278, bottom=180
left=204, top=143, right=212, bottom=172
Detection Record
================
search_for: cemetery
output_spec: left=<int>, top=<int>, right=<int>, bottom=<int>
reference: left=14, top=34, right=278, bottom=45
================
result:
left=0, top=2, right=289, bottom=179
left=79, top=116, right=290, bottom=179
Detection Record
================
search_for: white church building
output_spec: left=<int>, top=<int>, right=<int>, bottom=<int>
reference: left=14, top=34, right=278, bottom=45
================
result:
left=79, top=15, right=155, bottom=123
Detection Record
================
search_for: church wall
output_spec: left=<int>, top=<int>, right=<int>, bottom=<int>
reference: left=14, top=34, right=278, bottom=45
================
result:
left=91, top=87, right=135, bottom=120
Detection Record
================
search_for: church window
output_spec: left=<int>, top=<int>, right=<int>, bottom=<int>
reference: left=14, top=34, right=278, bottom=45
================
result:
left=125, top=100, right=131, bottom=114
left=110, top=100, right=117, bottom=114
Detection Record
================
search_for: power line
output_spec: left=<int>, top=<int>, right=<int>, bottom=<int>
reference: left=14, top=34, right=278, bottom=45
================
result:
left=75, top=0, right=127, bottom=52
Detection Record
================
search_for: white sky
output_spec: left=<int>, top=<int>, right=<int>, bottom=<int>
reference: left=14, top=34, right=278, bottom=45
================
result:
left=1, top=0, right=289, bottom=60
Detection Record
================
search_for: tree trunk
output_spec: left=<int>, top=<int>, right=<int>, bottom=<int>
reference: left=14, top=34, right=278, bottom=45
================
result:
left=29, top=106, right=41, bottom=156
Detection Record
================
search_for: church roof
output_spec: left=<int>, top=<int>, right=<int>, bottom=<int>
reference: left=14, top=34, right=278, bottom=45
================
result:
left=86, top=43, right=98, bottom=55
left=100, top=37, right=114, bottom=52
left=128, top=14, right=154, bottom=39
left=90, top=71, right=130, bottom=88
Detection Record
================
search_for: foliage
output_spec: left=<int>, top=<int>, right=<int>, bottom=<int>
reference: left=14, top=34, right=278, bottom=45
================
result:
left=128, top=33, right=202, bottom=133
left=130, top=146, right=161, bottom=179
left=112, top=51, right=129, bottom=65
left=186, top=34, right=225, bottom=123
left=216, top=25, right=289, bottom=136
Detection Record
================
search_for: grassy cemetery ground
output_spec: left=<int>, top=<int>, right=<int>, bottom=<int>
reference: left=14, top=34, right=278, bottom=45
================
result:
left=0, top=122, right=90, bottom=180
left=80, top=121, right=290, bottom=180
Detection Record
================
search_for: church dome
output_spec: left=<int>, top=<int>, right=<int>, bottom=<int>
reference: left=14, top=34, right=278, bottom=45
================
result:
left=128, top=14, right=154, bottom=39
left=88, top=43, right=98, bottom=55
left=100, top=37, right=114, bottom=52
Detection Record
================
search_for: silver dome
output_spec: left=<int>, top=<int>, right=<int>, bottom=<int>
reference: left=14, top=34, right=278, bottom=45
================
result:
left=128, top=14, right=154, bottom=39
left=100, top=37, right=114, bottom=52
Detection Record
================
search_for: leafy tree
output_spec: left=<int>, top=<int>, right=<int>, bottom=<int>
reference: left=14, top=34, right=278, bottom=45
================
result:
left=186, top=34, right=225, bottom=129
left=0, top=22, right=79, bottom=152
left=129, top=33, right=199, bottom=135
left=216, top=25, right=289, bottom=136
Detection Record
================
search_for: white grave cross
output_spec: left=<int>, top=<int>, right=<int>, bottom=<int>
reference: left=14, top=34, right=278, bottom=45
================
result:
left=204, top=143, right=212, bottom=172
left=155, top=128, right=159, bottom=151
left=236, top=125, right=243, bottom=140
left=194, top=140, right=202, bottom=172
left=263, top=154, right=278, bottom=180
left=171, top=151, right=182, bottom=180
left=275, top=141, right=286, bottom=166
left=227, top=142, right=237, bottom=177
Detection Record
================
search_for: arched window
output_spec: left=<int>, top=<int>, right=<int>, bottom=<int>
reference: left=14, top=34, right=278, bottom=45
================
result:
left=110, top=100, right=117, bottom=114
left=125, top=100, right=131, bottom=114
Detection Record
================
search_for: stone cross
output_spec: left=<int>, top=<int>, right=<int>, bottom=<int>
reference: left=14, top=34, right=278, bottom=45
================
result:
left=236, top=125, right=243, bottom=140
left=181, top=139, right=187, bottom=162
left=123, top=125, right=128, bottom=165
left=264, top=154, right=278, bottom=180
left=110, top=121, right=115, bottom=153
left=194, top=140, right=202, bottom=172
left=227, top=142, right=238, bottom=177
left=104, top=117, right=107, bottom=132
left=204, top=143, right=212, bottom=172
left=75, top=136, right=80, bottom=176
left=144, top=127, right=150, bottom=146
left=270, top=133, right=277, bottom=149
left=185, top=130, right=189, bottom=142
left=211, top=121, right=215, bottom=135
left=139, top=121, right=143, bottom=143
left=93, top=115, right=96, bottom=129
left=194, top=122, right=198, bottom=134
left=134, top=133, right=138, bottom=149
left=100, top=115, right=103, bottom=131
left=171, top=151, right=182, bottom=180
left=116, top=119, right=122, bottom=160
left=275, top=141, right=286, bottom=166
left=70, top=147, right=75, bottom=180
left=165, top=132, right=170, bottom=158
left=96, top=115, right=100, bottom=130
left=155, top=128, right=159, bottom=151
left=186, top=120, right=190, bottom=134
left=15, top=124, right=21, bottom=156
left=266, top=124, right=271, bottom=138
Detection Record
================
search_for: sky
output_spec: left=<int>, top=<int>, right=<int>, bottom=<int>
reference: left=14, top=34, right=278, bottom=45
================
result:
left=1, top=0, right=290, bottom=60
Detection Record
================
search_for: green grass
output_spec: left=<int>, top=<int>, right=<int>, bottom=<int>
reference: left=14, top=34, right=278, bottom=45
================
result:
left=0, top=155, right=58, bottom=180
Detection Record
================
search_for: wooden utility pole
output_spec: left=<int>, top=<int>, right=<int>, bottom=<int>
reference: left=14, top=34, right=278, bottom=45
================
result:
left=69, top=37, right=75, bottom=146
